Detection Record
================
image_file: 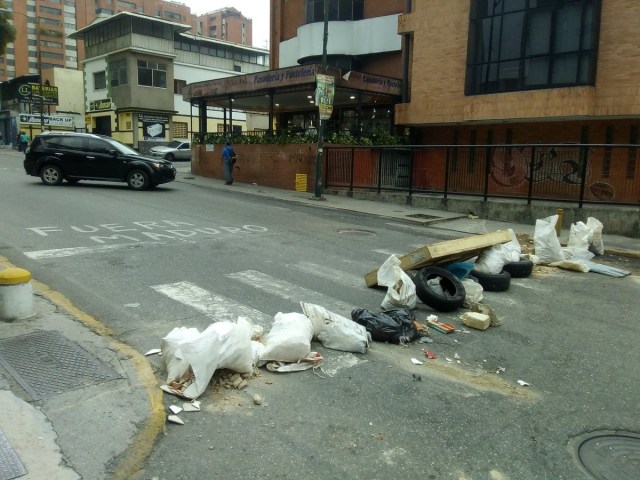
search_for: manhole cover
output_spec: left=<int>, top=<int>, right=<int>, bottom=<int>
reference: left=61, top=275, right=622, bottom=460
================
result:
left=0, top=428, right=26, bottom=480
left=578, top=432, right=640, bottom=480
left=337, top=228, right=376, bottom=236
left=0, top=331, right=122, bottom=400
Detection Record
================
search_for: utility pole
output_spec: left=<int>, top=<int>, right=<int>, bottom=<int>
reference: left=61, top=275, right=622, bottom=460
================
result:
left=37, top=20, right=45, bottom=132
left=313, top=0, right=329, bottom=200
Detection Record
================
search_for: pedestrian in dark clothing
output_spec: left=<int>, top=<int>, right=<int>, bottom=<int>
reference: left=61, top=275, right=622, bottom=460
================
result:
left=221, top=141, right=235, bottom=185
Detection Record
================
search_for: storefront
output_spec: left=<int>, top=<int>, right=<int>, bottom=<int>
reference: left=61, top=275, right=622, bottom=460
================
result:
left=182, top=64, right=402, bottom=138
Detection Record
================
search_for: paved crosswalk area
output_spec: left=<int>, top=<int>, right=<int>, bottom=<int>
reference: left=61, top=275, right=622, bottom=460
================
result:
left=149, top=254, right=408, bottom=376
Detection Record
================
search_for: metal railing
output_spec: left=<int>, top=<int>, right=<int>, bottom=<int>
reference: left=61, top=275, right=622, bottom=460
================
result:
left=325, top=144, right=640, bottom=207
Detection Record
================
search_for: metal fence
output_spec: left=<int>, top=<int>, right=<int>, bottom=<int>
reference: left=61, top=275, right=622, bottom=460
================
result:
left=325, top=144, right=640, bottom=207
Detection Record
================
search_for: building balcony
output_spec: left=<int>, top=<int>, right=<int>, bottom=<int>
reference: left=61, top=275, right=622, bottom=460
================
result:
left=279, top=14, right=402, bottom=67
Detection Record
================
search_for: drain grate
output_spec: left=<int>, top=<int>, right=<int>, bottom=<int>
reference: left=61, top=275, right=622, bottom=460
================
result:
left=0, top=428, right=26, bottom=480
left=578, top=432, right=640, bottom=480
left=0, top=331, right=122, bottom=400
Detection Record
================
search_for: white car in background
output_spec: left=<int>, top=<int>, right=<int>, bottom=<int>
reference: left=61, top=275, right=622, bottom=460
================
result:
left=149, top=141, right=192, bottom=161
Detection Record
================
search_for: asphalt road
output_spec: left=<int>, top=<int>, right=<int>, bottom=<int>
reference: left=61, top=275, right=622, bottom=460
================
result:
left=1, top=152, right=639, bottom=480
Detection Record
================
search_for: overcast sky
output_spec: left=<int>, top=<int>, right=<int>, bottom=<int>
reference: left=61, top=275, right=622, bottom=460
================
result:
left=182, top=0, right=270, bottom=49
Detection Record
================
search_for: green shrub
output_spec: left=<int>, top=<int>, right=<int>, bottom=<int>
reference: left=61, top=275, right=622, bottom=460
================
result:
left=193, top=130, right=407, bottom=146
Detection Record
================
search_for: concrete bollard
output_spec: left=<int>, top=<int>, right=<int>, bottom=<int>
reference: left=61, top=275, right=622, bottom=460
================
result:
left=555, top=208, right=564, bottom=237
left=0, top=268, right=34, bottom=321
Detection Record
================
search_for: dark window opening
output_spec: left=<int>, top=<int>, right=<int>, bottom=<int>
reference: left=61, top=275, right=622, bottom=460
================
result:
left=466, top=0, right=601, bottom=95
left=304, top=0, right=364, bottom=24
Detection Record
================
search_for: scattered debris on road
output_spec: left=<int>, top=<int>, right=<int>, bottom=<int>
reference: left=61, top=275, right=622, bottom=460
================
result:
left=151, top=218, right=632, bottom=429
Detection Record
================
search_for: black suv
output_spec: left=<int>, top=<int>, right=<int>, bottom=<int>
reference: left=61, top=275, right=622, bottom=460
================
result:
left=24, top=132, right=176, bottom=190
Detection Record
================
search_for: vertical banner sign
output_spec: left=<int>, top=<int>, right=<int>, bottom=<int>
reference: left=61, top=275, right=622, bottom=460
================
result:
left=315, top=74, right=335, bottom=120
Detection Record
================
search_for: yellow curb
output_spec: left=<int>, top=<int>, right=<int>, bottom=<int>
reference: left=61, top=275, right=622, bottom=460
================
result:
left=0, top=256, right=165, bottom=480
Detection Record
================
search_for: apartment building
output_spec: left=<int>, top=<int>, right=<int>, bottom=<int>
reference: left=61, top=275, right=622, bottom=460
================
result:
left=0, top=0, right=253, bottom=82
left=196, top=7, right=253, bottom=46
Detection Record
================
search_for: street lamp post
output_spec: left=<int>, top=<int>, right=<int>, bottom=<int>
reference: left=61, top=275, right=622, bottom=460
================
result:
left=313, top=0, right=330, bottom=200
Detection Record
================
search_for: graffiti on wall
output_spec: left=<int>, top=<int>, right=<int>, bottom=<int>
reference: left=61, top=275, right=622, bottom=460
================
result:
left=489, top=145, right=621, bottom=200
left=490, top=146, right=594, bottom=187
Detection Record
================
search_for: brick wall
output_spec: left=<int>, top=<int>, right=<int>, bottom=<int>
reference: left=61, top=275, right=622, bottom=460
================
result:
left=192, top=143, right=320, bottom=191
left=396, top=0, right=640, bottom=126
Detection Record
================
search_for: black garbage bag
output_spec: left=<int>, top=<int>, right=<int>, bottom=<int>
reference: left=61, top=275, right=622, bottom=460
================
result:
left=351, top=307, right=417, bottom=344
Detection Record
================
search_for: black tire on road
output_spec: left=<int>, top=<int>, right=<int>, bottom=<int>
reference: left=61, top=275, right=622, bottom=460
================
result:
left=470, top=269, right=512, bottom=292
left=412, top=266, right=466, bottom=312
left=127, top=169, right=150, bottom=190
left=40, top=165, right=63, bottom=186
left=502, top=259, right=534, bottom=278
left=166, top=153, right=174, bottom=162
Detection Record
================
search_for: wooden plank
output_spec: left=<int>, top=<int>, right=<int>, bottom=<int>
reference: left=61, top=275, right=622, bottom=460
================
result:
left=364, top=230, right=511, bottom=287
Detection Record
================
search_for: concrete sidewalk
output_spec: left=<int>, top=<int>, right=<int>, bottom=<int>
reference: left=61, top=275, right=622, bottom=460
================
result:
left=174, top=165, right=640, bottom=256
left=0, top=257, right=163, bottom=480
left=0, top=163, right=637, bottom=480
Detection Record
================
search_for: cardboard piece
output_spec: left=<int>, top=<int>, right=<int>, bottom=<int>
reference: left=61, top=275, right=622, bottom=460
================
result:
left=364, top=231, right=512, bottom=287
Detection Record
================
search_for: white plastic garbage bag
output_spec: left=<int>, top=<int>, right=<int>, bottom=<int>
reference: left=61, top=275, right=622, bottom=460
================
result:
left=586, top=217, right=604, bottom=255
left=259, top=312, right=314, bottom=362
left=474, top=229, right=521, bottom=274
left=161, top=317, right=254, bottom=399
left=377, top=255, right=417, bottom=310
left=533, top=215, right=565, bottom=264
left=300, top=302, right=371, bottom=353
left=564, top=221, right=595, bottom=261
left=161, top=326, right=201, bottom=385
left=461, top=279, right=483, bottom=306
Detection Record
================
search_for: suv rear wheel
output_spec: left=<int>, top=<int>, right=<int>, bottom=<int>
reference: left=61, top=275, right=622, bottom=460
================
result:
left=127, top=169, right=150, bottom=190
left=40, top=165, right=63, bottom=186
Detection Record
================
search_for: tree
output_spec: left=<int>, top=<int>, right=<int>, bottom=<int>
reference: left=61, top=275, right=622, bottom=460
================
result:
left=0, top=1, right=16, bottom=56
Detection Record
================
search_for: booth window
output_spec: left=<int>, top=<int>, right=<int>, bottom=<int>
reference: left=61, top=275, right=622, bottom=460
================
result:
left=138, top=60, right=167, bottom=88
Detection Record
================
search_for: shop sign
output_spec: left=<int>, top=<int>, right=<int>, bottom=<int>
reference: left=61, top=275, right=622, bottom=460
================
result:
left=139, top=113, right=169, bottom=123
left=89, top=99, right=112, bottom=111
left=18, top=84, right=59, bottom=105
left=20, top=113, right=73, bottom=127
left=143, top=121, right=165, bottom=141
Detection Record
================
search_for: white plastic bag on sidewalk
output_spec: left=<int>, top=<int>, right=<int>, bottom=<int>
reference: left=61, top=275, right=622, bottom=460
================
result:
left=161, top=317, right=254, bottom=399
left=533, top=215, right=565, bottom=264
left=300, top=302, right=371, bottom=353
left=377, top=255, right=417, bottom=310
